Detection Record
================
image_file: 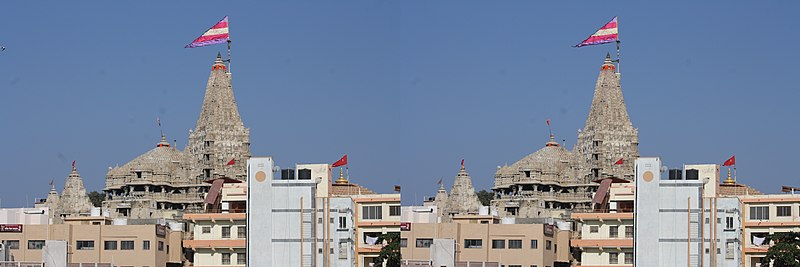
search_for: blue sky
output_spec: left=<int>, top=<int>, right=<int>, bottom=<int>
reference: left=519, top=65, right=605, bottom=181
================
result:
left=1, top=1, right=798, bottom=207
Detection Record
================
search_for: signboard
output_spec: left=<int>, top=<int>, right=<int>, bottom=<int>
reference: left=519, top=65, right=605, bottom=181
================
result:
left=544, top=224, right=554, bottom=237
left=155, top=225, right=167, bottom=237
left=0, top=224, right=23, bottom=233
left=400, top=222, right=411, bottom=231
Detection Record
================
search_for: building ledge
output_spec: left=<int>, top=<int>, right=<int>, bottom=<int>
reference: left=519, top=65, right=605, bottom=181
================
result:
left=571, top=212, right=633, bottom=220
left=571, top=239, right=633, bottom=248
left=183, top=213, right=246, bottom=221
left=184, top=239, right=246, bottom=249
left=744, top=247, right=769, bottom=253
left=744, top=221, right=800, bottom=227
left=357, top=221, right=401, bottom=227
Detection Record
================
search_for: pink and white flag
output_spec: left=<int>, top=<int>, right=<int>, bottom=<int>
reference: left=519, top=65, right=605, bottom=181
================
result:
left=574, top=17, right=618, bottom=47
left=185, top=16, right=229, bottom=48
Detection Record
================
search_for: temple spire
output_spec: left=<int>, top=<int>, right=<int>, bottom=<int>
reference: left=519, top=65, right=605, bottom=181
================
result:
left=576, top=54, right=639, bottom=181
left=188, top=54, right=251, bottom=181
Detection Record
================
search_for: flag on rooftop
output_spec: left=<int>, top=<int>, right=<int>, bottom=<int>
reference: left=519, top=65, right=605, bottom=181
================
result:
left=574, top=16, right=618, bottom=47
left=185, top=16, right=230, bottom=48
left=332, top=155, right=348, bottom=167
left=723, top=155, right=736, bottom=166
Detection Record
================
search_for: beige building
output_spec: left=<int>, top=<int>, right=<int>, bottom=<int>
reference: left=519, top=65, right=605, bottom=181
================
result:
left=570, top=178, right=634, bottom=267
left=0, top=218, right=182, bottom=267
left=183, top=180, right=247, bottom=267
left=331, top=171, right=401, bottom=267
left=739, top=189, right=800, bottom=267
left=401, top=220, right=569, bottom=267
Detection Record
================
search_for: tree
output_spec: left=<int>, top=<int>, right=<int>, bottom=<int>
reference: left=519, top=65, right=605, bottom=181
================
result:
left=476, top=190, right=494, bottom=206
left=87, top=191, right=105, bottom=207
left=373, top=232, right=400, bottom=267
left=761, top=232, right=800, bottom=267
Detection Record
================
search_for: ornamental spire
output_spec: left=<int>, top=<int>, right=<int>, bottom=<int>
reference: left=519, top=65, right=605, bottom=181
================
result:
left=576, top=54, right=639, bottom=181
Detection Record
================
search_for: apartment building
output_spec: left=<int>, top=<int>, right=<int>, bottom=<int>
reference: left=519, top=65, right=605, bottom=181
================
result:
left=400, top=220, right=569, bottom=267
left=634, top=158, right=742, bottom=267
left=183, top=178, right=248, bottom=267
left=739, top=188, right=800, bottom=267
left=0, top=220, right=182, bottom=267
left=329, top=170, right=401, bottom=267
left=247, top=158, right=356, bottom=267
left=570, top=178, right=634, bottom=266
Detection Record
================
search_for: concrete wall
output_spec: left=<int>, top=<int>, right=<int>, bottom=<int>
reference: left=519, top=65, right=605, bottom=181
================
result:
left=0, top=224, right=179, bottom=266
left=401, top=223, right=564, bottom=267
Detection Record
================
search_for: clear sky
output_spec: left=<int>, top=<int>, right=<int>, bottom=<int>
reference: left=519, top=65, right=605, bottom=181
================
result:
left=1, top=1, right=798, bottom=207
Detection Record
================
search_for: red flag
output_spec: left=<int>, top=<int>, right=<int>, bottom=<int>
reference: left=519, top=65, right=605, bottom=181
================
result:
left=437, top=178, right=443, bottom=185
left=332, top=155, right=348, bottom=167
left=71, top=160, right=76, bottom=169
left=227, top=159, right=235, bottom=166
left=614, top=158, right=624, bottom=165
left=460, top=159, right=465, bottom=168
left=723, top=155, right=735, bottom=166
left=546, top=119, right=550, bottom=126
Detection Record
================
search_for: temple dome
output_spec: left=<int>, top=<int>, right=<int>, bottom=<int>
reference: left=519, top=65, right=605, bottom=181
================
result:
left=107, top=135, right=186, bottom=177
left=498, top=136, right=574, bottom=177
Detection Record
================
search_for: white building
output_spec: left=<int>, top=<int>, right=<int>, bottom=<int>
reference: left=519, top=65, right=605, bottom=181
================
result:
left=247, top=157, right=356, bottom=267
left=634, top=158, right=742, bottom=267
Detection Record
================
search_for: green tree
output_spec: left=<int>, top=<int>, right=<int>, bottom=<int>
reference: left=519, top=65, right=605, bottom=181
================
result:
left=761, top=232, right=800, bottom=267
left=373, top=232, right=400, bottom=267
left=476, top=190, right=494, bottom=206
left=87, top=191, right=105, bottom=207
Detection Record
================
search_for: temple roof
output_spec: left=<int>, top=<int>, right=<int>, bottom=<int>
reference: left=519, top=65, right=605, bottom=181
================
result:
left=195, top=53, right=244, bottom=131
left=108, top=135, right=186, bottom=176
left=496, top=135, right=574, bottom=177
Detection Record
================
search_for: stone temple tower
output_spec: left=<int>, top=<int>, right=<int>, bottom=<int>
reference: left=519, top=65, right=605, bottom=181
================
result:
left=58, top=164, right=94, bottom=219
left=442, top=161, right=483, bottom=221
left=188, top=53, right=251, bottom=181
left=575, top=54, right=639, bottom=181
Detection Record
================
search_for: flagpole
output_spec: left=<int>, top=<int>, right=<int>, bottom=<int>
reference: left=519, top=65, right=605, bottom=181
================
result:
left=616, top=40, right=621, bottom=74
left=227, top=39, right=232, bottom=74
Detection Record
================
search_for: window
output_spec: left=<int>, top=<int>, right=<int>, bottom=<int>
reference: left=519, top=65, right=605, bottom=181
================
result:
left=416, top=238, right=432, bottom=248
left=121, top=241, right=134, bottom=250
left=237, top=226, right=246, bottom=238
left=27, top=240, right=45, bottom=250
left=609, top=226, right=619, bottom=238
left=750, top=206, right=769, bottom=220
left=464, top=239, right=482, bottom=249
left=589, top=226, right=598, bottom=233
left=104, top=241, right=117, bottom=250
left=158, top=241, right=164, bottom=251
left=609, top=252, right=619, bottom=264
left=339, top=242, right=348, bottom=259
left=76, top=240, right=95, bottom=250
left=362, top=206, right=382, bottom=220
left=202, top=226, right=211, bottom=234
left=625, top=226, right=634, bottom=238
left=624, top=252, right=633, bottom=264
left=222, top=226, right=231, bottom=238
left=777, top=206, right=792, bottom=217
left=492, top=240, right=505, bottom=249
left=508, top=240, right=522, bottom=249
left=726, top=241, right=734, bottom=259
left=339, top=217, right=347, bottom=229
left=4, top=240, right=19, bottom=249
left=725, top=217, right=734, bottom=230
left=389, top=205, right=401, bottom=216
left=400, top=238, right=407, bottom=248
left=545, top=240, right=552, bottom=250
left=530, top=240, right=538, bottom=249
left=143, top=240, right=150, bottom=250
left=222, top=253, right=231, bottom=265
left=238, top=253, right=246, bottom=265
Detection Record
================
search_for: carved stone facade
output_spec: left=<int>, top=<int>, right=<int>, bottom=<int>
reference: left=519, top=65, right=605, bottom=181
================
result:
left=491, top=54, right=639, bottom=219
left=437, top=163, right=483, bottom=222
left=103, top=54, right=250, bottom=219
